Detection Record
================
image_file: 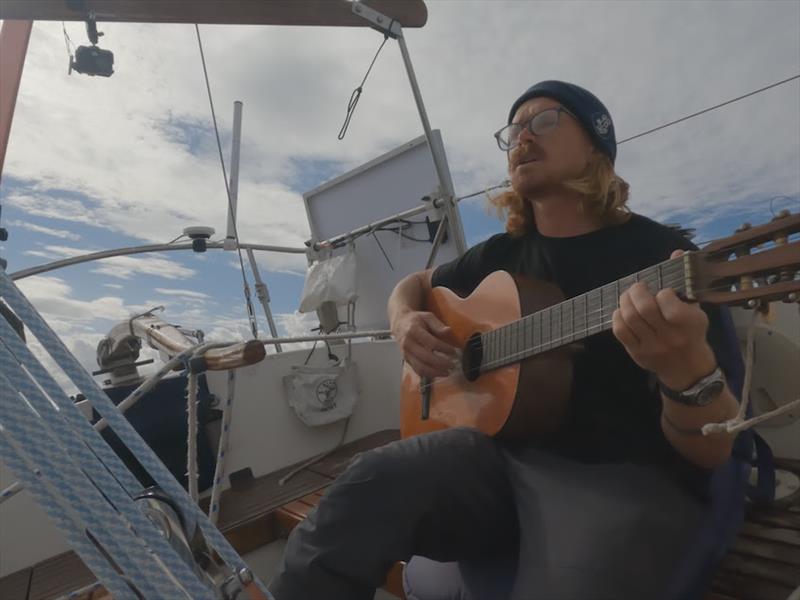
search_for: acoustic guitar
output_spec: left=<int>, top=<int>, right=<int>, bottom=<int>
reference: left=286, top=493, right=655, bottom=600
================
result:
left=400, top=212, right=800, bottom=440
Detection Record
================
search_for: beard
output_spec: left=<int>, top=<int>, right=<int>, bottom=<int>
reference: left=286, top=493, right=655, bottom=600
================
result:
left=508, top=142, right=588, bottom=200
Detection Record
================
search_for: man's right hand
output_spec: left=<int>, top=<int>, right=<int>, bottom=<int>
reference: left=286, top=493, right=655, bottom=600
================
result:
left=392, top=311, right=458, bottom=379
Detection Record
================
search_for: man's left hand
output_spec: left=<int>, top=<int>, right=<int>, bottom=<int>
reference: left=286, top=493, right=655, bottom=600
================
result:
left=612, top=250, right=718, bottom=391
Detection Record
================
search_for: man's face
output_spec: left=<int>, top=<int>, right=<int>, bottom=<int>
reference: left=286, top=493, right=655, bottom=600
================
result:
left=507, top=97, right=595, bottom=198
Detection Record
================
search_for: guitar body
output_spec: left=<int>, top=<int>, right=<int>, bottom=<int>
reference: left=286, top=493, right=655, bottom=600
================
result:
left=400, top=271, right=574, bottom=440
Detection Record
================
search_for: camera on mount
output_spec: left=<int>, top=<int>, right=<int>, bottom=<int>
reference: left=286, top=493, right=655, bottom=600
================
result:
left=184, top=226, right=216, bottom=253
left=69, top=14, right=114, bottom=77
left=70, top=45, right=114, bottom=77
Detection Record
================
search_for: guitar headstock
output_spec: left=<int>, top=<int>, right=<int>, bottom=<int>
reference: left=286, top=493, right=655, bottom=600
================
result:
left=688, top=210, right=800, bottom=308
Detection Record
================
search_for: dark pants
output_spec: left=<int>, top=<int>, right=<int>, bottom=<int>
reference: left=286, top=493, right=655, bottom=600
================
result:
left=268, top=427, right=518, bottom=600
left=267, top=427, right=705, bottom=600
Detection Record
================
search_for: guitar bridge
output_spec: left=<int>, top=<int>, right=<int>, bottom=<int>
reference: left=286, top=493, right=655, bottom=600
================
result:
left=420, top=377, right=431, bottom=420
left=463, top=332, right=483, bottom=382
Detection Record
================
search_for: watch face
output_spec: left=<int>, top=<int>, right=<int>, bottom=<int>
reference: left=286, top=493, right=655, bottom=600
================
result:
left=697, top=380, right=725, bottom=405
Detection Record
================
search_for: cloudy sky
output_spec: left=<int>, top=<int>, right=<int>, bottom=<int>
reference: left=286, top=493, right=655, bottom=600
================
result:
left=1, top=0, right=798, bottom=380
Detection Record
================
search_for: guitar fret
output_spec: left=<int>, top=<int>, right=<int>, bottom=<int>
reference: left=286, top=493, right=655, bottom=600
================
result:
left=567, top=298, right=574, bottom=344
left=555, top=304, right=561, bottom=348
left=602, top=284, right=616, bottom=331
left=525, top=314, right=532, bottom=359
left=542, top=309, right=550, bottom=352
left=598, top=288, right=603, bottom=330
left=584, top=294, right=589, bottom=336
left=478, top=257, right=693, bottom=374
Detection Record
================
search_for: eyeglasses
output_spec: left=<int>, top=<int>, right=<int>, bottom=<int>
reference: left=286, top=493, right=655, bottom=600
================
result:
left=493, top=106, right=574, bottom=152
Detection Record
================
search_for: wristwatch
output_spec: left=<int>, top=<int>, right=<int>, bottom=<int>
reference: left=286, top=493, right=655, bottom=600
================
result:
left=658, top=366, right=725, bottom=407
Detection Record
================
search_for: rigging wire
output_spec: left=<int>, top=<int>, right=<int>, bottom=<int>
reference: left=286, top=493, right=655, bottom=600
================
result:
left=61, top=22, right=75, bottom=62
left=617, top=74, right=800, bottom=145
left=338, top=32, right=391, bottom=140
left=194, top=24, right=259, bottom=339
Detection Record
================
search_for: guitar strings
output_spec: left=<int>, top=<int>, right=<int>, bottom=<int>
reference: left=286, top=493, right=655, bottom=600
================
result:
left=477, top=259, right=687, bottom=343
left=475, top=274, right=780, bottom=374
left=418, top=269, right=686, bottom=390
left=416, top=270, right=793, bottom=391
left=473, top=265, right=687, bottom=354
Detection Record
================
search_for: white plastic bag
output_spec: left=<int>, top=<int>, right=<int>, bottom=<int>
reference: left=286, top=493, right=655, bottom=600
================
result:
left=298, top=250, right=357, bottom=313
left=283, top=360, right=359, bottom=427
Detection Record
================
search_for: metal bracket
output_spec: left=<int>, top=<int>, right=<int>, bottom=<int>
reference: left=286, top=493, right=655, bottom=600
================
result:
left=128, top=305, right=165, bottom=336
left=351, top=2, right=403, bottom=38
left=85, top=12, right=103, bottom=45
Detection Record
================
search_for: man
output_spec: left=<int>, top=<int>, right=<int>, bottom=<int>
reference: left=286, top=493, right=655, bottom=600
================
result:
left=269, top=81, right=742, bottom=600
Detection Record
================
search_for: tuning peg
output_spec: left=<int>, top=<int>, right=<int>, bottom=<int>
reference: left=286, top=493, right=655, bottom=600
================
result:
left=735, top=222, right=752, bottom=233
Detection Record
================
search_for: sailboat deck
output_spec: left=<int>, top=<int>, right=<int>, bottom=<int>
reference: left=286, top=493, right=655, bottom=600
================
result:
left=1, top=434, right=798, bottom=600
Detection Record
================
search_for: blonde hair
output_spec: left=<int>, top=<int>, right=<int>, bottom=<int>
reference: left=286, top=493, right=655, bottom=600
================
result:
left=489, top=153, right=631, bottom=237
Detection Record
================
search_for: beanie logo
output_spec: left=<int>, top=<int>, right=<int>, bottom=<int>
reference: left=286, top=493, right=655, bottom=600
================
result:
left=592, top=113, right=612, bottom=137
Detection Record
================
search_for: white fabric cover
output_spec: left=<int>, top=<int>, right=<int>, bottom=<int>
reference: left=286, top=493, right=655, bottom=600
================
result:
left=298, top=250, right=358, bottom=313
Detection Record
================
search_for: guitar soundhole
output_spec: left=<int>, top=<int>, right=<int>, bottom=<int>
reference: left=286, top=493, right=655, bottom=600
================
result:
left=463, top=332, right=483, bottom=382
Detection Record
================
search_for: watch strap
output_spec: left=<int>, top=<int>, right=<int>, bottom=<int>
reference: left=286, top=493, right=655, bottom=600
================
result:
left=659, top=366, right=724, bottom=406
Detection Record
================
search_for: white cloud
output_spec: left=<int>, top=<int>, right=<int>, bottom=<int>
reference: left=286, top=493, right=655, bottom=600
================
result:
left=103, top=283, right=123, bottom=289
left=4, top=191, right=102, bottom=226
left=16, top=276, right=130, bottom=323
left=91, top=257, right=195, bottom=280
left=5, top=6, right=792, bottom=261
left=7, top=219, right=81, bottom=241
left=153, top=287, right=210, bottom=300
left=0, top=1, right=796, bottom=302
left=23, top=249, right=59, bottom=259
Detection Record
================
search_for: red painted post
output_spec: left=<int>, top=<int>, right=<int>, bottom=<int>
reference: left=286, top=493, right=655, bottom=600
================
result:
left=0, top=20, right=33, bottom=183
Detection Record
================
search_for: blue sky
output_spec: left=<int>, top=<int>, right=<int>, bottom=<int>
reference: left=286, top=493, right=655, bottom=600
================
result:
left=1, top=1, right=798, bottom=376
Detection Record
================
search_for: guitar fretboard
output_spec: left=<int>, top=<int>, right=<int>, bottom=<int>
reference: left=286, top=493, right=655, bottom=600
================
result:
left=478, top=257, right=687, bottom=373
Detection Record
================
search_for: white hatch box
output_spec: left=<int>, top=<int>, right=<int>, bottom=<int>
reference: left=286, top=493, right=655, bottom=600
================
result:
left=302, top=130, right=464, bottom=332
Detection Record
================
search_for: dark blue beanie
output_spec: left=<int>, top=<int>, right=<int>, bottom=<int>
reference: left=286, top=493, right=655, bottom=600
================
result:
left=507, top=80, right=616, bottom=163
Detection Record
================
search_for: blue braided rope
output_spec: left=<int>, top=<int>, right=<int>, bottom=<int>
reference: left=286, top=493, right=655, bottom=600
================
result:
left=0, top=387, right=139, bottom=600
left=1, top=271, right=273, bottom=599
left=0, top=320, right=216, bottom=599
left=0, top=319, right=141, bottom=492
left=0, top=351, right=191, bottom=599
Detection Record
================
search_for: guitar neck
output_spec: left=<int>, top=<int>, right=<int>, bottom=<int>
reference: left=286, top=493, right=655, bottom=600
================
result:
left=479, top=256, right=688, bottom=372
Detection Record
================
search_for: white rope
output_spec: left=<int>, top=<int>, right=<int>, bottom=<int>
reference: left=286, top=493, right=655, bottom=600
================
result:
left=187, top=372, right=200, bottom=503
left=208, top=370, right=236, bottom=525
left=703, top=309, right=800, bottom=435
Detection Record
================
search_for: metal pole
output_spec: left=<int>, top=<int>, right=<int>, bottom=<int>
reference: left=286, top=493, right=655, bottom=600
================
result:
left=425, top=213, right=449, bottom=270
left=315, top=197, right=444, bottom=251
left=224, top=101, right=243, bottom=250
left=245, top=247, right=282, bottom=352
left=395, top=30, right=466, bottom=255
left=259, top=330, right=390, bottom=345
left=10, top=241, right=307, bottom=281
